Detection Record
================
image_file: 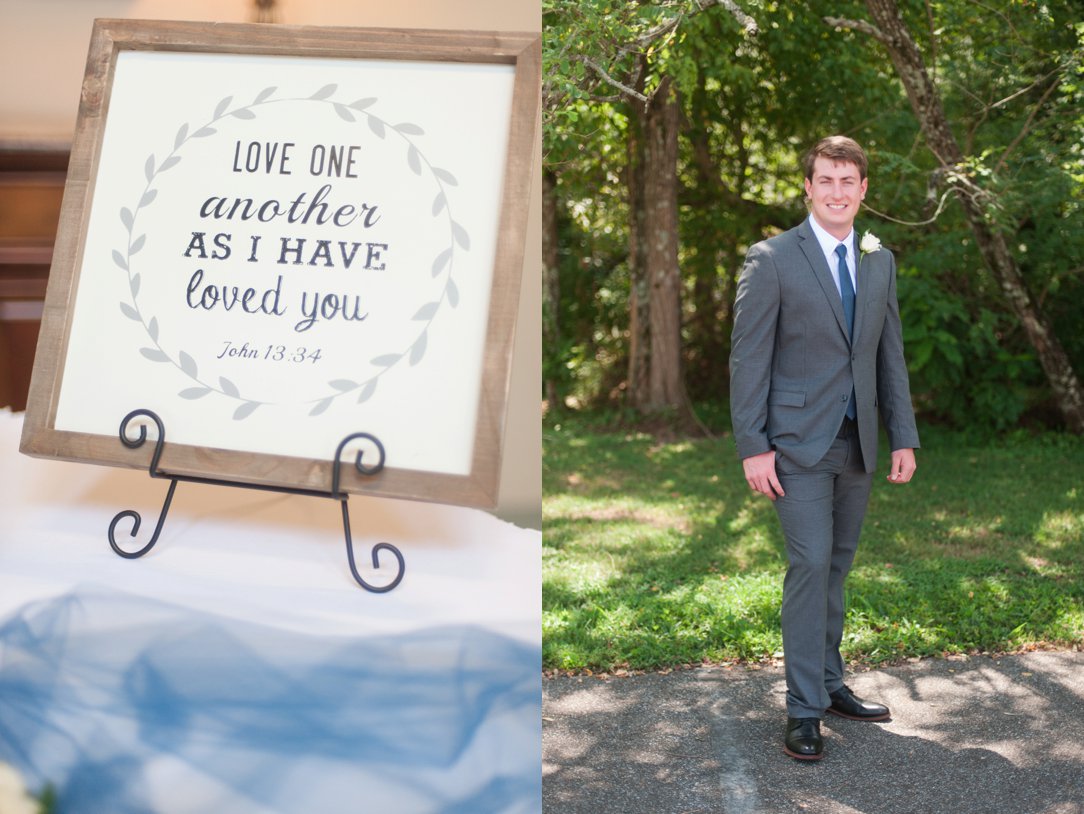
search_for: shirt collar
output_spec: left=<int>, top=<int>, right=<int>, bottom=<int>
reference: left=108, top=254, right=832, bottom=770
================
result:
left=807, top=214, right=855, bottom=260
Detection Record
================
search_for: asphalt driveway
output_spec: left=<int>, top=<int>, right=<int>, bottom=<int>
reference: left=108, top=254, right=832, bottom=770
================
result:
left=543, top=651, right=1084, bottom=813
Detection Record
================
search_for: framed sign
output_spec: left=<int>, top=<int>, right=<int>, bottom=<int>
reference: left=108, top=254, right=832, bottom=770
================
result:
left=20, top=19, right=540, bottom=509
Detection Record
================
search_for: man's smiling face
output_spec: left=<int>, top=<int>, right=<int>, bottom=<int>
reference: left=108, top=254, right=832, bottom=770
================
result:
left=804, top=156, right=867, bottom=240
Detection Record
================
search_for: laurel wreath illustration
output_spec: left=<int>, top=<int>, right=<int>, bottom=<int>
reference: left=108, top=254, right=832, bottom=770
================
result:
left=114, top=85, right=467, bottom=420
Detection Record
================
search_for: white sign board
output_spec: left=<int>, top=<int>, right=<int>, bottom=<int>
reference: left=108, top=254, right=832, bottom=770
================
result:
left=22, top=20, right=541, bottom=508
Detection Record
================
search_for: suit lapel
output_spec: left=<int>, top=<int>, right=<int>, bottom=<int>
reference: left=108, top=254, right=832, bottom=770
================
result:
left=853, top=230, right=883, bottom=346
left=851, top=232, right=865, bottom=345
left=796, top=219, right=849, bottom=341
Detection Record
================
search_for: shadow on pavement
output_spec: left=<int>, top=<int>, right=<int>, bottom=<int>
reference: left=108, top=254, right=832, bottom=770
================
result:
left=544, top=651, right=1084, bottom=814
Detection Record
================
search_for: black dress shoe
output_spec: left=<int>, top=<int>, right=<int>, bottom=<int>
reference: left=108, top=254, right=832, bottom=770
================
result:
left=784, top=716, right=823, bottom=761
left=827, top=685, right=890, bottom=721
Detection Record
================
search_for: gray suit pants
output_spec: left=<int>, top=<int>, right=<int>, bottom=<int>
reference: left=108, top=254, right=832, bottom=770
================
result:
left=774, top=418, right=873, bottom=718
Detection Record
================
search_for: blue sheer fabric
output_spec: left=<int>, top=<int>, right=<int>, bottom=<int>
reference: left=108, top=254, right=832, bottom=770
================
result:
left=0, top=589, right=541, bottom=813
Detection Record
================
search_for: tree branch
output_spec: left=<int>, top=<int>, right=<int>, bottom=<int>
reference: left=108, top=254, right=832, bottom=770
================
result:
left=990, top=62, right=1065, bottom=111
left=710, top=0, right=759, bottom=36
left=993, top=73, right=1062, bottom=175
left=630, top=12, right=684, bottom=51
left=860, top=188, right=955, bottom=227
left=578, top=56, right=651, bottom=105
left=551, top=1, right=760, bottom=111
left=618, top=0, right=758, bottom=61
left=823, top=16, right=889, bottom=44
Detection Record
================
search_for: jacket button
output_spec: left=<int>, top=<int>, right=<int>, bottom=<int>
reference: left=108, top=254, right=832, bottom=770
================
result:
left=840, top=395, right=847, bottom=401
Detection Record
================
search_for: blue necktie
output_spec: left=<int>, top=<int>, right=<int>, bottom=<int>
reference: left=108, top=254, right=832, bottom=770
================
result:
left=836, top=243, right=855, bottom=339
left=836, top=243, right=857, bottom=420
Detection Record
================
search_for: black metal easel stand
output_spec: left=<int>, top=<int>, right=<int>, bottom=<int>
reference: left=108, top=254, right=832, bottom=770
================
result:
left=107, top=408, right=405, bottom=593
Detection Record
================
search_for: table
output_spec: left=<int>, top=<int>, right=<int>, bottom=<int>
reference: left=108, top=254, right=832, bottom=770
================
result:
left=0, top=409, right=541, bottom=813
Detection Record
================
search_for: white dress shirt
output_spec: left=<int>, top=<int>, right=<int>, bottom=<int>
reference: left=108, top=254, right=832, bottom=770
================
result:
left=807, top=215, right=856, bottom=296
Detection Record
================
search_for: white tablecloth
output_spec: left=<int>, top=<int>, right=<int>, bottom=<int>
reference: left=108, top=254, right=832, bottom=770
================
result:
left=0, top=409, right=541, bottom=813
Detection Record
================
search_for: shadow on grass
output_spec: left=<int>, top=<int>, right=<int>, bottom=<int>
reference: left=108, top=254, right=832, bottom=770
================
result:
left=544, top=420, right=1084, bottom=671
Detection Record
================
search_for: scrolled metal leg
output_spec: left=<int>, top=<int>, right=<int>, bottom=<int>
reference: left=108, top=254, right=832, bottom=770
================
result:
left=105, top=412, right=405, bottom=590
left=109, top=409, right=175, bottom=559
left=332, top=432, right=386, bottom=493
left=341, top=499, right=405, bottom=593
left=108, top=478, right=178, bottom=559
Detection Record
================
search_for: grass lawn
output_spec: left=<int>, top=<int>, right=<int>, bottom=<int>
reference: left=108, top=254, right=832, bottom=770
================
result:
left=542, top=413, right=1084, bottom=673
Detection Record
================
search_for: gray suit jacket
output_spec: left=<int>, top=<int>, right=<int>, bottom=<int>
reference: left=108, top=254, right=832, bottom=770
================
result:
left=730, top=218, right=920, bottom=473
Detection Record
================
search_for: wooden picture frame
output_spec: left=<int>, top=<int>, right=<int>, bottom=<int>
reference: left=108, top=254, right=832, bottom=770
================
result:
left=19, top=19, right=540, bottom=509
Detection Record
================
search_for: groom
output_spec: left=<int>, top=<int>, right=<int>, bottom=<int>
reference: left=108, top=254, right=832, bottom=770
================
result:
left=729, top=136, right=920, bottom=761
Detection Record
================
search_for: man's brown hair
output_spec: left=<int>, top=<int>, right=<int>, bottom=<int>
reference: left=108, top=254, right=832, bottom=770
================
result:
left=803, top=136, right=868, bottom=180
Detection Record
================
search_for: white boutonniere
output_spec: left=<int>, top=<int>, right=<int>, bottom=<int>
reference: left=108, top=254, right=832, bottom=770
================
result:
left=859, top=231, right=882, bottom=259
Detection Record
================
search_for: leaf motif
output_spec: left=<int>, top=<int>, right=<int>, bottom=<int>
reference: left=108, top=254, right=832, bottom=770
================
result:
left=140, top=189, right=157, bottom=208
left=407, top=145, right=421, bottom=175
left=334, top=104, right=355, bottom=122
left=431, top=247, right=452, bottom=277
left=129, top=274, right=140, bottom=297
left=120, top=302, right=139, bottom=320
left=232, top=108, right=257, bottom=120
left=311, top=84, right=337, bottom=100
left=219, top=377, right=240, bottom=398
left=413, top=302, right=439, bottom=321
left=233, top=401, right=259, bottom=421
left=371, top=354, right=401, bottom=367
left=432, top=193, right=447, bottom=216
left=410, top=331, right=427, bottom=366
left=357, top=379, right=377, bottom=404
left=179, top=387, right=211, bottom=400
left=174, top=123, right=189, bottom=149
left=451, top=221, right=471, bottom=250
left=179, top=350, right=197, bottom=378
left=159, top=155, right=181, bottom=172
left=394, top=122, right=424, bottom=135
left=140, top=347, right=169, bottom=363
left=367, top=117, right=386, bottom=139
left=432, top=167, right=458, bottom=186
left=120, top=207, right=134, bottom=231
left=192, top=126, right=217, bottom=138
left=447, top=278, right=460, bottom=308
left=112, top=250, right=128, bottom=270
left=329, top=379, right=358, bottom=392
left=214, top=95, right=233, bottom=118
left=350, top=97, right=377, bottom=110
left=130, top=234, right=146, bottom=254
left=254, top=86, right=277, bottom=103
left=148, top=317, right=159, bottom=341
left=310, top=398, right=332, bottom=416
left=144, top=154, right=155, bottom=182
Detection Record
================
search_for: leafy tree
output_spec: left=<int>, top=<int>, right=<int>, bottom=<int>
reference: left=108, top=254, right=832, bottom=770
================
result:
left=826, top=0, right=1084, bottom=432
left=544, top=0, right=1084, bottom=434
left=544, top=0, right=758, bottom=422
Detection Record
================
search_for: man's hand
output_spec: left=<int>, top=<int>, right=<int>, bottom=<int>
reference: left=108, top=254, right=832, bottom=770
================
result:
left=887, top=448, right=916, bottom=483
left=743, top=450, right=785, bottom=500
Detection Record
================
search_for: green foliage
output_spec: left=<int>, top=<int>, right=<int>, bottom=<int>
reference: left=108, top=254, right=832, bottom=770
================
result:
left=544, top=0, right=1084, bottom=429
left=544, top=103, right=631, bottom=406
left=896, top=267, right=1043, bottom=432
left=543, top=417, right=1084, bottom=671
left=543, top=0, right=718, bottom=140
left=38, top=785, right=57, bottom=814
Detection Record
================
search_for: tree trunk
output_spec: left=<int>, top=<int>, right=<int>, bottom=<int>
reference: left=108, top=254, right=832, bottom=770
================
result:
left=542, top=167, right=561, bottom=407
left=626, top=87, right=652, bottom=409
left=683, top=70, right=722, bottom=401
left=642, top=76, right=688, bottom=413
left=862, top=0, right=1084, bottom=433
